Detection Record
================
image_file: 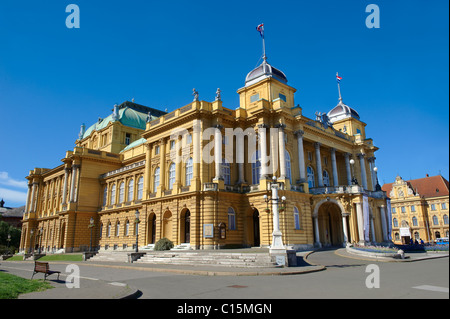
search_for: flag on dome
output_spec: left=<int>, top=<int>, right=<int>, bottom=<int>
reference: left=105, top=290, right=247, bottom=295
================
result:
left=257, top=24, right=264, bottom=38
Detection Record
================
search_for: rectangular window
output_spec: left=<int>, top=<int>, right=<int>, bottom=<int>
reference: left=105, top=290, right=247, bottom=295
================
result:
left=411, top=205, right=416, bottom=212
left=392, top=207, right=396, bottom=213
left=307, top=151, right=313, bottom=161
left=250, top=93, right=260, bottom=103
left=155, top=145, right=160, bottom=155
left=442, top=203, right=447, bottom=210
left=431, top=204, right=436, bottom=211
left=401, top=206, right=406, bottom=213
left=125, top=133, right=131, bottom=145
left=170, top=140, right=175, bottom=150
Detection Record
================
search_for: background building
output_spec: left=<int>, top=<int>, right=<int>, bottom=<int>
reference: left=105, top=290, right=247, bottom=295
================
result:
left=382, top=175, right=449, bottom=244
left=20, top=55, right=391, bottom=254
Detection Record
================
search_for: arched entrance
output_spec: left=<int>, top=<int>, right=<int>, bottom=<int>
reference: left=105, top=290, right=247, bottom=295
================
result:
left=313, top=199, right=346, bottom=248
left=59, top=222, right=66, bottom=250
left=253, top=209, right=260, bottom=247
left=181, top=209, right=191, bottom=243
left=147, top=214, right=156, bottom=244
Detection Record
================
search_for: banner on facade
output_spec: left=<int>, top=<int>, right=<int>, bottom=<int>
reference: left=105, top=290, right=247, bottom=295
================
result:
left=363, top=195, right=370, bottom=242
left=386, top=198, right=392, bottom=240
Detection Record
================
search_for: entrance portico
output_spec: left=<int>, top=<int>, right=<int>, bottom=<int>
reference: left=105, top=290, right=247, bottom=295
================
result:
left=312, top=198, right=349, bottom=248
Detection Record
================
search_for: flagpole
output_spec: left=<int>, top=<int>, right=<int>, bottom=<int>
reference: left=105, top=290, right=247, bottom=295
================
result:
left=337, top=72, right=342, bottom=101
left=262, top=30, right=266, bottom=61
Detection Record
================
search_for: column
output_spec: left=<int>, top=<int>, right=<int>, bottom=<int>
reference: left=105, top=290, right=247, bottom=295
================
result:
left=270, top=183, right=284, bottom=249
left=258, top=124, right=269, bottom=179
left=30, top=182, right=38, bottom=212
left=69, top=165, right=79, bottom=203
left=370, top=217, right=376, bottom=243
left=295, top=130, right=306, bottom=182
left=379, top=205, right=388, bottom=242
left=314, top=142, right=323, bottom=187
left=192, top=119, right=202, bottom=190
left=237, top=126, right=245, bottom=184
left=62, top=168, right=69, bottom=205
left=143, top=144, right=151, bottom=199
left=342, top=214, right=349, bottom=246
left=313, top=216, right=321, bottom=247
left=356, top=203, right=365, bottom=244
left=277, top=124, right=286, bottom=180
left=213, top=125, right=223, bottom=180
left=330, top=148, right=339, bottom=186
left=368, top=157, right=377, bottom=190
left=344, top=153, right=352, bottom=185
left=24, top=184, right=32, bottom=214
left=159, top=138, right=166, bottom=191
left=357, top=153, right=368, bottom=190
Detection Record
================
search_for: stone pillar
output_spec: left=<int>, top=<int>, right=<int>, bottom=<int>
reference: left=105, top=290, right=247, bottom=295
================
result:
left=258, top=124, right=269, bottom=179
left=295, top=130, right=306, bottom=182
left=69, top=165, right=80, bottom=203
left=25, top=184, right=32, bottom=214
left=342, top=214, right=349, bottom=246
left=356, top=203, right=365, bottom=244
left=313, top=216, right=321, bottom=248
left=370, top=216, right=376, bottom=243
left=192, top=119, right=202, bottom=191
left=379, top=205, right=388, bottom=242
left=315, top=142, right=323, bottom=187
left=30, top=182, right=38, bottom=212
left=62, top=168, right=69, bottom=205
left=368, top=157, right=377, bottom=190
left=214, top=125, right=223, bottom=181
left=330, top=148, right=339, bottom=186
left=143, top=144, right=151, bottom=199
left=344, top=153, right=352, bottom=185
left=159, top=138, right=166, bottom=193
left=277, top=124, right=287, bottom=180
left=357, top=153, right=368, bottom=190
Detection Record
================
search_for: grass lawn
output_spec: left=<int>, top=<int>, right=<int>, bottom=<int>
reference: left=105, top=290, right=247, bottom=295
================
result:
left=38, top=254, right=83, bottom=262
left=0, top=272, right=53, bottom=299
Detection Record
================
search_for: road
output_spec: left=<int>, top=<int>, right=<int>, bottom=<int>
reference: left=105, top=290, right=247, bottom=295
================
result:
left=2, top=249, right=448, bottom=300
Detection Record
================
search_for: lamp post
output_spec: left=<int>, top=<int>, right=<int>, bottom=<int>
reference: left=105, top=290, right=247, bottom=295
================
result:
left=349, top=159, right=358, bottom=185
left=263, top=176, right=287, bottom=254
left=88, top=217, right=95, bottom=252
left=7, top=234, right=11, bottom=253
left=135, top=209, right=140, bottom=252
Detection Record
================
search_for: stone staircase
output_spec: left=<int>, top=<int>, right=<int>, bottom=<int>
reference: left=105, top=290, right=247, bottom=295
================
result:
left=87, top=251, right=132, bottom=263
left=136, top=251, right=279, bottom=268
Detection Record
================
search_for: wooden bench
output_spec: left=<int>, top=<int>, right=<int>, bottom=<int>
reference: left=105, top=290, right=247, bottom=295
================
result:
left=31, top=261, right=61, bottom=281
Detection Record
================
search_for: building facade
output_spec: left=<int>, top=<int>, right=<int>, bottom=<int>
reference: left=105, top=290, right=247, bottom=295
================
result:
left=382, top=175, right=449, bottom=244
left=20, top=55, right=391, bottom=253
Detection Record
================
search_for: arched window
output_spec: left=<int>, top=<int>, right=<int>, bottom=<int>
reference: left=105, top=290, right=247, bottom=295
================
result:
left=99, top=223, right=103, bottom=238
left=127, top=179, right=134, bottom=202
left=107, top=222, right=111, bottom=237
left=294, top=206, right=300, bottom=230
left=102, top=186, right=108, bottom=206
left=443, top=214, right=449, bottom=225
left=432, top=215, right=439, bottom=226
left=185, top=158, right=193, bottom=186
left=285, top=151, right=292, bottom=183
left=116, top=221, right=120, bottom=237
left=395, top=232, right=400, bottom=240
left=110, top=184, right=116, bottom=206
left=393, top=218, right=398, bottom=227
left=401, top=220, right=409, bottom=227
left=414, top=231, right=420, bottom=241
left=228, top=207, right=236, bottom=230
left=222, top=159, right=231, bottom=185
left=137, top=176, right=144, bottom=199
left=168, top=163, right=176, bottom=189
left=323, top=170, right=330, bottom=187
left=125, top=220, right=129, bottom=236
left=154, top=167, right=160, bottom=192
left=412, top=216, right=418, bottom=226
left=118, top=182, right=125, bottom=203
left=307, top=166, right=315, bottom=188
left=252, top=150, right=261, bottom=185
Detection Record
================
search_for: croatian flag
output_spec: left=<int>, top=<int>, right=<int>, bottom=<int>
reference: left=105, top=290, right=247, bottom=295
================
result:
left=257, top=23, right=264, bottom=38
left=336, top=74, right=342, bottom=83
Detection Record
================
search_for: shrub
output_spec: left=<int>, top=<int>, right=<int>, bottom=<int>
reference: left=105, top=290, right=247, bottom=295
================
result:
left=154, top=238, right=174, bottom=251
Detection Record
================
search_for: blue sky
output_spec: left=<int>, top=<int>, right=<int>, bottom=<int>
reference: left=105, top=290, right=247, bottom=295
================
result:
left=0, top=0, right=448, bottom=207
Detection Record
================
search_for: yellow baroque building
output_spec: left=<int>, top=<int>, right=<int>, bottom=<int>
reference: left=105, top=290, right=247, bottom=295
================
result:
left=382, top=175, right=449, bottom=244
left=20, top=56, right=391, bottom=253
